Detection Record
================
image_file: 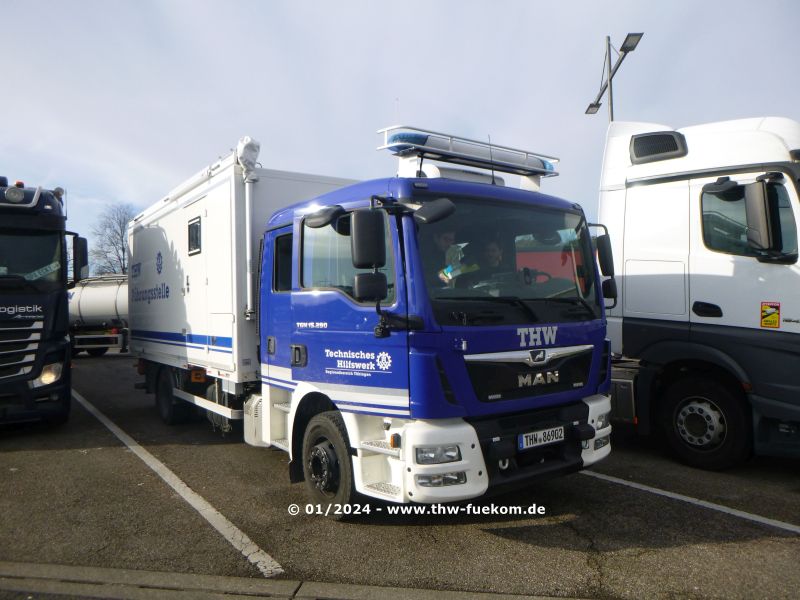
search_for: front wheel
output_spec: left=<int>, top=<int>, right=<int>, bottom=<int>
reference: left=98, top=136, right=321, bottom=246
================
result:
left=659, top=376, right=751, bottom=470
left=302, top=411, right=356, bottom=516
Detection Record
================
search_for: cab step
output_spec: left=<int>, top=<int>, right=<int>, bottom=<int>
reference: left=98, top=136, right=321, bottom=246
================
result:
left=359, top=440, right=401, bottom=457
left=273, top=402, right=291, bottom=413
left=270, top=438, right=289, bottom=451
left=364, top=482, right=401, bottom=498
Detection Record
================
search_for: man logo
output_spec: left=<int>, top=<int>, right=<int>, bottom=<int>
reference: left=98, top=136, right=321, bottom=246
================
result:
left=518, top=371, right=560, bottom=388
left=530, top=350, right=546, bottom=364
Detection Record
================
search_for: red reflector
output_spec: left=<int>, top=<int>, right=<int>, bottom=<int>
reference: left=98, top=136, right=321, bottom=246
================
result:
left=14, top=180, right=24, bottom=188
left=111, top=328, right=119, bottom=335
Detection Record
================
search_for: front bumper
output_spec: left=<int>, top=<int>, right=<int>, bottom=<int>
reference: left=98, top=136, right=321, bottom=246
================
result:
left=0, top=373, right=71, bottom=424
left=367, top=394, right=612, bottom=503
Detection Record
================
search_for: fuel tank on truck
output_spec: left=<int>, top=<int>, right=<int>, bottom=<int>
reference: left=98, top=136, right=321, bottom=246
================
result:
left=68, top=275, right=128, bottom=326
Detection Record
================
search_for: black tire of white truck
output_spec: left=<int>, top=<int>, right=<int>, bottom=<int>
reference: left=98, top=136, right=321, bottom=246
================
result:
left=659, top=376, right=751, bottom=470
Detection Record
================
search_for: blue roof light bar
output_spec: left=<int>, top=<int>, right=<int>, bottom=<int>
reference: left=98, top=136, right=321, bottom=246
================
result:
left=377, top=125, right=559, bottom=178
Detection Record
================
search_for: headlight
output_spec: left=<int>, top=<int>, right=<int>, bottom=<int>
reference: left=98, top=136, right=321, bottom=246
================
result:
left=4, top=187, right=25, bottom=203
left=595, top=411, right=611, bottom=430
left=30, top=362, right=63, bottom=388
left=415, top=445, right=461, bottom=464
left=415, top=472, right=467, bottom=487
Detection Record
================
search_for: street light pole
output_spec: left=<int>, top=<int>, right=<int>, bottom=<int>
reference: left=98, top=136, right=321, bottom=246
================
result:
left=585, top=32, right=643, bottom=121
left=606, top=35, right=614, bottom=122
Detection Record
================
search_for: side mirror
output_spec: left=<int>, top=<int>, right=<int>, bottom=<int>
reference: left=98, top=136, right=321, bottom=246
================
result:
left=351, top=209, right=386, bottom=269
left=702, top=176, right=738, bottom=195
left=596, top=234, right=615, bottom=277
left=414, top=197, right=455, bottom=225
left=354, top=272, right=388, bottom=303
left=602, top=278, right=618, bottom=309
left=602, top=278, right=617, bottom=299
left=744, top=181, right=776, bottom=251
left=72, top=235, right=89, bottom=283
left=306, top=205, right=345, bottom=229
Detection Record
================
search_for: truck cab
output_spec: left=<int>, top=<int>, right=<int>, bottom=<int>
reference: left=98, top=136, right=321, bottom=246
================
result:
left=599, top=117, right=800, bottom=468
left=0, top=177, right=88, bottom=424
left=254, top=128, right=616, bottom=503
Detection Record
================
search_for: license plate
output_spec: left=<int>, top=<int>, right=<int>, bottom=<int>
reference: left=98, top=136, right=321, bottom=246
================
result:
left=518, top=426, right=565, bottom=450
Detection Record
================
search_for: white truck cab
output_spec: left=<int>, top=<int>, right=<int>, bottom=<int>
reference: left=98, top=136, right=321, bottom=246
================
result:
left=598, top=117, right=800, bottom=468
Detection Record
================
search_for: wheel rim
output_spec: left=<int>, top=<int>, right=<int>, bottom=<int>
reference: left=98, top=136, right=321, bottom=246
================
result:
left=674, top=396, right=726, bottom=450
left=308, top=439, right=340, bottom=497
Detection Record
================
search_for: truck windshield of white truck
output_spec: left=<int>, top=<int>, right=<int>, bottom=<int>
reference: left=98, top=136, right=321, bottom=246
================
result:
left=0, top=230, right=62, bottom=289
left=419, top=197, right=599, bottom=325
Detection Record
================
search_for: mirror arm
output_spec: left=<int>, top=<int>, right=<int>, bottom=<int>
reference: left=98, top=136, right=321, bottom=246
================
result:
left=374, top=299, right=391, bottom=338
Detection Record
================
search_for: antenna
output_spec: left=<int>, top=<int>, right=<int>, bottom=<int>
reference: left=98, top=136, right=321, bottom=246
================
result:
left=487, top=134, right=496, bottom=185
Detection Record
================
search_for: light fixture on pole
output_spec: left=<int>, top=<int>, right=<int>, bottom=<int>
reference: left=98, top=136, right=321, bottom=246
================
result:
left=585, top=32, right=643, bottom=121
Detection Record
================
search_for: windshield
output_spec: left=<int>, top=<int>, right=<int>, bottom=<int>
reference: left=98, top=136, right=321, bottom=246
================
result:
left=0, top=230, right=63, bottom=291
left=417, top=196, right=600, bottom=325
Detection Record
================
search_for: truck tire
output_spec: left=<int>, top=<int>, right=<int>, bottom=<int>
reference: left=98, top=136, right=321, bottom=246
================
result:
left=659, top=376, right=751, bottom=470
left=302, top=411, right=356, bottom=516
left=156, top=367, right=191, bottom=425
left=86, top=347, right=108, bottom=357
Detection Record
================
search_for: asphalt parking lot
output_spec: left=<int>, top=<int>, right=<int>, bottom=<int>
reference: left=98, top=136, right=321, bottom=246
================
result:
left=1, top=354, right=798, bottom=599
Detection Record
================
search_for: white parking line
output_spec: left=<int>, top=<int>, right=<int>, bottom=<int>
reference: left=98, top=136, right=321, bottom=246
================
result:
left=72, top=391, right=284, bottom=578
left=581, top=470, right=800, bottom=535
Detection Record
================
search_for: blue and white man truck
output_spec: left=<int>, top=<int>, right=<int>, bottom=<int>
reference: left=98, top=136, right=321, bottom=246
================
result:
left=129, top=128, right=617, bottom=507
left=599, top=117, right=800, bottom=469
left=0, top=177, right=88, bottom=424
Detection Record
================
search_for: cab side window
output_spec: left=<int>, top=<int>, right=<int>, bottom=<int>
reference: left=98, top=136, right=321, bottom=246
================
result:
left=301, top=213, right=395, bottom=303
left=701, top=183, right=797, bottom=256
left=273, top=233, right=293, bottom=292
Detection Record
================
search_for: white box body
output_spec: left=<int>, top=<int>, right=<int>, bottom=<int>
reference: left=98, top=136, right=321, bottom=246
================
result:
left=128, top=154, right=352, bottom=383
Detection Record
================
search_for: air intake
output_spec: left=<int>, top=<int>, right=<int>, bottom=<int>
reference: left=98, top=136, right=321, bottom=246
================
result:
left=629, top=131, right=688, bottom=165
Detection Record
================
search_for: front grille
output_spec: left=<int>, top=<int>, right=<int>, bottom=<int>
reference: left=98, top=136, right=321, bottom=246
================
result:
left=0, top=319, right=42, bottom=380
left=466, top=350, right=592, bottom=402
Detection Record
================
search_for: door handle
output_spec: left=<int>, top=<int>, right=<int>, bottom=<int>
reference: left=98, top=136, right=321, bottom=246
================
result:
left=266, top=336, right=276, bottom=355
left=290, top=344, right=308, bottom=367
left=692, top=301, right=723, bottom=318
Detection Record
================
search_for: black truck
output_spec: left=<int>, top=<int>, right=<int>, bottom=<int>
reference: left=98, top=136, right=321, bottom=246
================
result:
left=0, top=177, right=88, bottom=424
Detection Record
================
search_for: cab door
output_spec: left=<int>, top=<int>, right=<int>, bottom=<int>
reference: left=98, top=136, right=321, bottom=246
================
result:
left=290, top=211, right=410, bottom=417
left=689, top=173, right=800, bottom=333
left=261, top=226, right=295, bottom=386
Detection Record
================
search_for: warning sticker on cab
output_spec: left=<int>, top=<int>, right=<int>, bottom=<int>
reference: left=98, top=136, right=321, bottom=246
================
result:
left=761, top=302, right=781, bottom=328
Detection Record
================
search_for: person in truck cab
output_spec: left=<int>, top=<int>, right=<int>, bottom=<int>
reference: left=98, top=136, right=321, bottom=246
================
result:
left=422, top=228, right=460, bottom=287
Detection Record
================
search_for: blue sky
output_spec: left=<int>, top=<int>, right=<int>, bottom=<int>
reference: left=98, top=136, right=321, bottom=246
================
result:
left=3, top=0, right=799, bottom=254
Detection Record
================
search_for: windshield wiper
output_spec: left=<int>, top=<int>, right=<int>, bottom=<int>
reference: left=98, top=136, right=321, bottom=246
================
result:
left=491, top=296, right=540, bottom=322
left=0, top=274, right=40, bottom=291
left=449, top=311, right=504, bottom=325
left=535, top=296, right=597, bottom=317
left=435, top=295, right=540, bottom=324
